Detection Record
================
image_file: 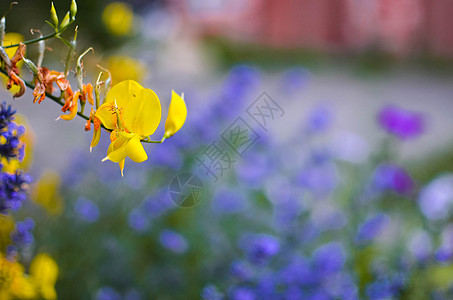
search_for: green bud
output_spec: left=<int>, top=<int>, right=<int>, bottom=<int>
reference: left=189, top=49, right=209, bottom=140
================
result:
left=23, top=57, right=39, bottom=76
left=70, top=0, right=77, bottom=20
left=60, top=12, right=70, bottom=29
left=50, top=2, right=59, bottom=27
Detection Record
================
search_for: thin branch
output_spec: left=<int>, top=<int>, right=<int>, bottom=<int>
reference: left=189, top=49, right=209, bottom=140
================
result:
left=0, top=67, right=165, bottom=144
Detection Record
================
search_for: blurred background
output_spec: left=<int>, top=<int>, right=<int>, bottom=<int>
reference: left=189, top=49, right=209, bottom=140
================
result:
left=2, top=0, right=453, bottom=299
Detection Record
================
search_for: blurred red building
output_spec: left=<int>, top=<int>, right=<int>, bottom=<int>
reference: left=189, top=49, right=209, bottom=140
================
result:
left=175, top=0, right=453, bottom=57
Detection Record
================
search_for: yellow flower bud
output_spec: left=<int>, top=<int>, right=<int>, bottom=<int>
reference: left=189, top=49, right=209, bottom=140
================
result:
left=70, top=0, right=77, bottom=19
left=50, top=3, right=59, bottom=27
left=59, top=12, right=70, bottom=30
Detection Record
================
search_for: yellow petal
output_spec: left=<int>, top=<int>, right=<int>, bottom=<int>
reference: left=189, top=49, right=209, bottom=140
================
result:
left=105, top=79, right=144, bottom=109
left=164, top=90, right=187, bottom=137
left=103, top=134, right=129, bottom=163
left=125, top=135, right=148, bottom=163
left=119, top=159, right=125, bottom=177
left=29, top=254, right=59, bottom=286
left=41, top=285, right=57, bottom=300
left=95, top=102, right=117, bottom=130
left=58, top=100, right=78, bottom=121
left=90, top=127, right=101, bottom=151
left=123, top=88, right=161, bottom=136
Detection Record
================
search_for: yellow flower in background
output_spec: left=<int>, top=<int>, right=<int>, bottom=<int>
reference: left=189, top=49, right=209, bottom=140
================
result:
left=102, top=2, right=134, bottom=36
left=0, top=215, right=14, bottom=250
left=1, top=33, right=24, bottom=96
left=3, top=33, right=24, bottom=67
left=164, top=91, right=187, bottom=138
left=0, top=254, right=36, bottom=300
left=31, top=170, right=64, bottom=216
left=106, top=55, right=145, bottom=85
left=29, top=253, right=59, bottom=300
left=95, top=80, right=161, bottom=176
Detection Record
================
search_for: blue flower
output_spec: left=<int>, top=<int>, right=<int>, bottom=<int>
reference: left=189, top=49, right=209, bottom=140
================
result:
left=74, top=197, right=99, bottom=223
left=96, top=286, right=121, bottom=300
left=0, top=170, right=32, bottom=213
left=356, top=213, right=390, bottom=243
left=230, top=260, right=254, bottom=281
left=313, top=242, right=346, bottom=275
left=228, top=286, right=256, bottom=300
left=307, top=104, right=333, bottom=133
left=372, top=163, right=414, bottom=196
left=278, top=256, right=317, bottom=287
left=240, top=233, right=280, bottom=266
left=159, top=229, right=189, bottom=254
left=0, top=102, right=16, bottom=130
left=201, top=284, right=223, bottom=300
left=11, top=217, right=34, bottom=247
left=128, top=207, right=150, bottom=233
left=366, top=274, right=406, bottom=300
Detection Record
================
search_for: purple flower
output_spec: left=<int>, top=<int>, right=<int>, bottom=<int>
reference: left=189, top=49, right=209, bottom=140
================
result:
left=366, top=274, right=406, bottom=300
left=11, top=218, right=34, bottom=247
left=356, top=213, right=390, bottom=243
left=297, top=163, right=338, bottom=195
left=378, top=105, right=424, bottom=140
left=372, top=163, right=414, bottom=196
left=159, top=230, right=189, bottom=254
left=0, top=102, right=15, bottom=130
left=96, top=287, right=121, bottom=300
left=74, top=197, right=99, bottom=223
left=0, top=122, right=26, bottom=162
left=201, top=284, right=223, bottom=300
left=230, top=260, right=254, bottom=281
left=0, top=170, right=32, bottom=213
left=278, top=256, right=317, bottom=287
left=313, top=242, right=346, bottom=275
left=307, top=104, right=333, bottom=133
left=128, top=208, right=150, bottom=233
left=228, top=286, right=256, bottom=300
left=435, top=225, right=453, bottom=263
left=240, top=233, right=280, bottom=266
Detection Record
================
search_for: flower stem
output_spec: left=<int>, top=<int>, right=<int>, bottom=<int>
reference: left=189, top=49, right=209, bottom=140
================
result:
left=0, top=67, right=161, bottom=144
left=3, top=32, right=58, bottom=49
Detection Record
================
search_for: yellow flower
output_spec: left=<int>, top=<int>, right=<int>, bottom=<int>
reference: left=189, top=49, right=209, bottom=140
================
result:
left=94, top=80, right=161, bottom=176
left=31, top=170, right=64, bottom=216
left=3, top=33, right=24, bottom=68
left=106, top=55, right=145, bottom=85
left=29, top=253, right=59, bottom=300
left=0, top=215, right=14, bottom=250
left=0, top=254, right=36, bottom=300
left=164, top=90, right=187, bottom=138
left=102, top=2, right=134, bottom=36
left=1, top=33, right=24, bottom=96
